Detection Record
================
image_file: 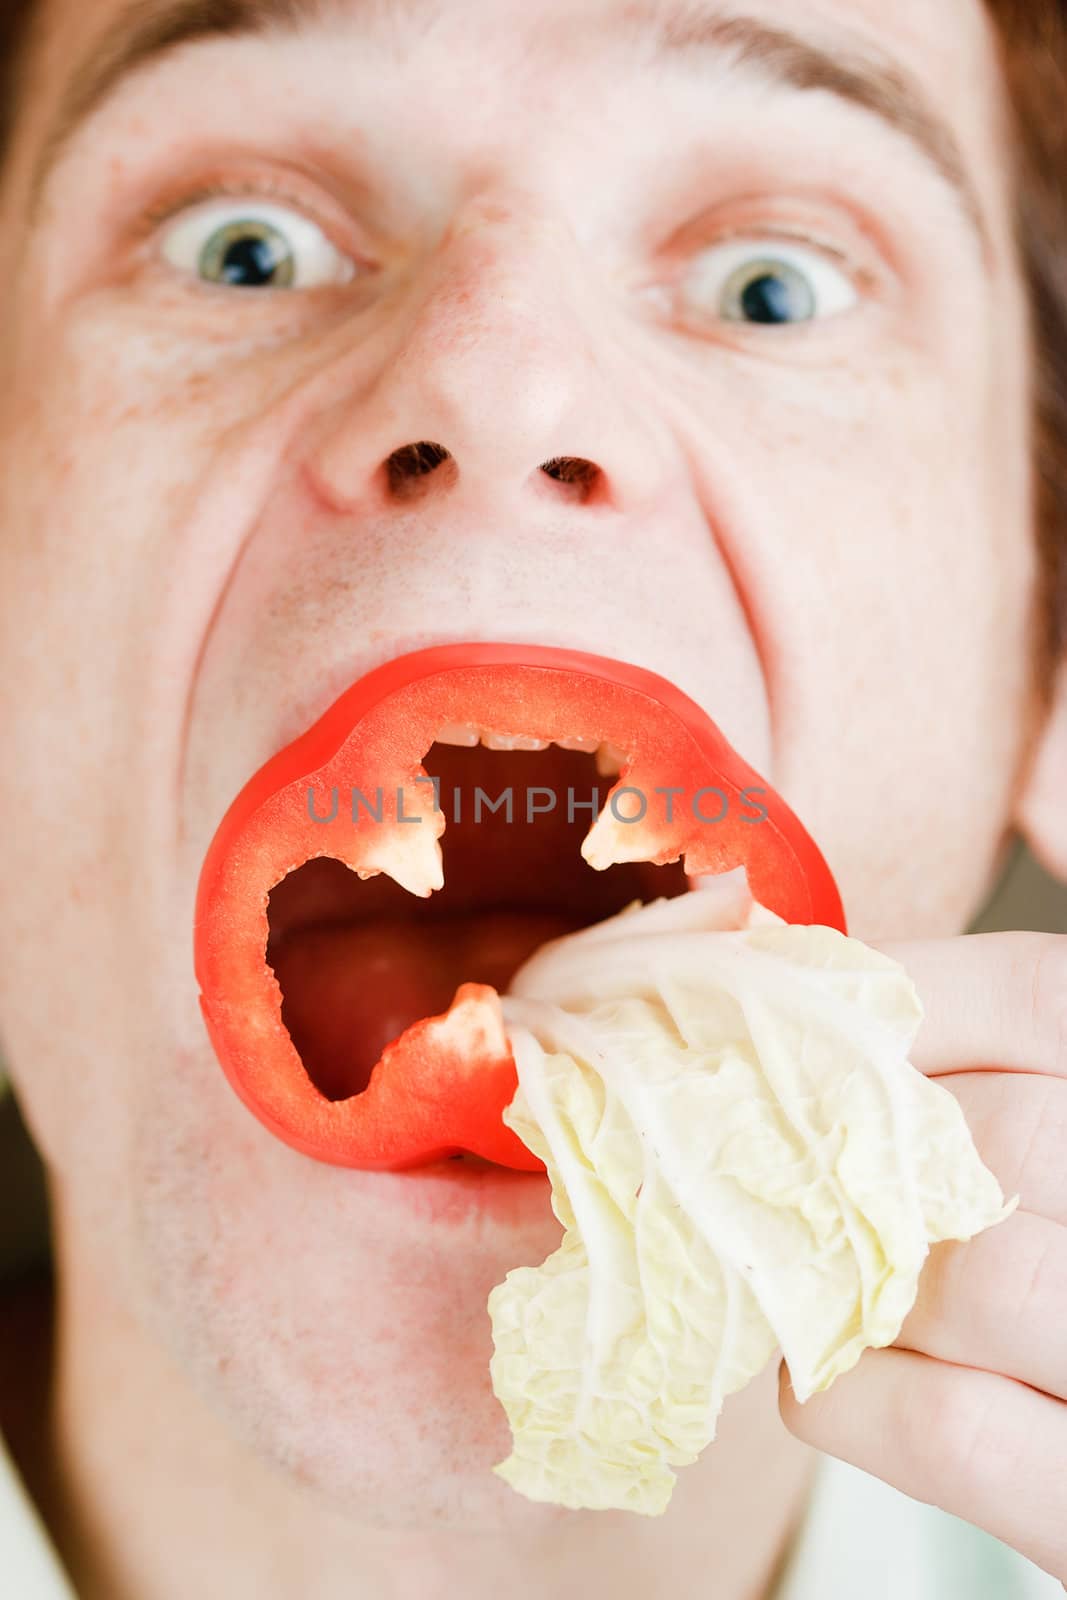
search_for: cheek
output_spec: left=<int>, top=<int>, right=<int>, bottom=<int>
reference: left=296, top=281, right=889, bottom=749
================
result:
left=670, top=331, right=1035, bottom=937
left=0, top=306, right=259, bottom=1163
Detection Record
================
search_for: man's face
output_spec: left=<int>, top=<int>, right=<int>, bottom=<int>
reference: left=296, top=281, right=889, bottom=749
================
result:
left=0, top=0, right=1039, bottom=1528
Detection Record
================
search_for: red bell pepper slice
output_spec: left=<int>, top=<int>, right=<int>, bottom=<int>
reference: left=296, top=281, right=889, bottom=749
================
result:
left=193, top=644, right=845, bottom=1171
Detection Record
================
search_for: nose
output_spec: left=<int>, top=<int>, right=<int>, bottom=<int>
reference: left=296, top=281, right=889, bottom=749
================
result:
left=307, top=202, right=673, bottom=517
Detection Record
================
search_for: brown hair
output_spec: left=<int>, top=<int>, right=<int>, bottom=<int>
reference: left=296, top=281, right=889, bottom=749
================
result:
left=1, top=0, right=1066, bottom=673
left=0, top=3, right=30, bottom=158
left=981, top=1, right=1067, bottom=687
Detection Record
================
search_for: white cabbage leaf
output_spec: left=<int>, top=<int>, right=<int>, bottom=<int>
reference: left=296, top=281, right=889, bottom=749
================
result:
left=488, top=872, right=1015, bottom=1516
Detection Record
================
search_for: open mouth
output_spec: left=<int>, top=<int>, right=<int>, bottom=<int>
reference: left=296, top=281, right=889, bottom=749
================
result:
left=265, top=738, right=689, bottom=1104
left=193, top=643, right=844, bottom=1172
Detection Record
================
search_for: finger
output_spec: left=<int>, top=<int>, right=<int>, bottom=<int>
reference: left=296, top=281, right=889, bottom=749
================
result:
left=940, top=1070, right=1067, bottom=1227
left=873, top=931, right=1067, bottom=1078
left=895, top=1209, right=1067, bottom=1400
left=779, top=1348, right=1067, bottom=1584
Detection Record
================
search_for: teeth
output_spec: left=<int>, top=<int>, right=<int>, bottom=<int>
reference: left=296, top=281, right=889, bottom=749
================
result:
left=555, top=735, right=600, bottom=753
left=480, top=730, right=551, bottom=751
left=434, top=724, right=618, bottom=759
left=595, top=742, right=628, bottom=777
left=435, top=722, right=481, bottom=747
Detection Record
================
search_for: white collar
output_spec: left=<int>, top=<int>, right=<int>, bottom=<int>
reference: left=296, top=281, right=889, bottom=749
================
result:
left=775, top=1450, right=1064, bottom=1600
left=0, top=1433, right=75, bottom=1599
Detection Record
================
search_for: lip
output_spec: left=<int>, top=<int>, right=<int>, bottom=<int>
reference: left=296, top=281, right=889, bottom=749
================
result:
left=194, top=642, right=845, bottom=1174
left=360, top=1156, right=554, bottom=1231
left=408, top=1153, right=552, bottom=1189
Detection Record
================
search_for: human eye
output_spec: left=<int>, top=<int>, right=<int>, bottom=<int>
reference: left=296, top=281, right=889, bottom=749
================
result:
left=159, top=196, right=357, bottom=290
left=681, top=237, right=859, bottom=326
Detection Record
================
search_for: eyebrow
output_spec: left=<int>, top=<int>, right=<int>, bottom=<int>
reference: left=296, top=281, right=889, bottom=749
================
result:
left=30, top=0, right=440, bottom=203
left=641, top=6, right=989, bottom=252
left=31, top=0, right=989, bottom=256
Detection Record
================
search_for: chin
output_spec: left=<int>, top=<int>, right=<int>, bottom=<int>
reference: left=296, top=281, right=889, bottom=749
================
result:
left=122, top=1054, right=570, bottom=1530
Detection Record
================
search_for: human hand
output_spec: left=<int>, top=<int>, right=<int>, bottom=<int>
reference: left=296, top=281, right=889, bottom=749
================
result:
left=778, top=932, right=1067, bottom=1584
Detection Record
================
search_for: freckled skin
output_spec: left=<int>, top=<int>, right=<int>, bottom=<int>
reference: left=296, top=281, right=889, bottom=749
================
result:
left=0, top=0, right=1056, bottom=1594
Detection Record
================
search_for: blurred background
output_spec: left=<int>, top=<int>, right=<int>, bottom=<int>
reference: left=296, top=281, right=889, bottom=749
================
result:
left=2, top=838, right=1065, bottom=1278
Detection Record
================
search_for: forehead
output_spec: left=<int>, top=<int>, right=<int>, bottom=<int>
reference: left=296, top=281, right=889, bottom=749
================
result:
left=31, top=0, right=997, bottom=94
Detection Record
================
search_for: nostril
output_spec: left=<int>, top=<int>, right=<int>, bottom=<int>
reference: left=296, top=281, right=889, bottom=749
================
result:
left=385, top=440, right=455, bottom=499
left=381, top=443, right=603, bottom=504
left=540, top=456, right=602, bottom=502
